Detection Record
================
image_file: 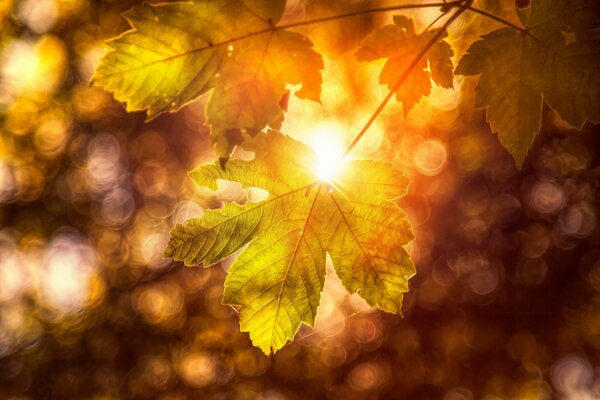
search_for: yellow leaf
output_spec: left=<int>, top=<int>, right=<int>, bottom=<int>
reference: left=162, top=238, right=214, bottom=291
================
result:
left=92, top=0, right=323, bottom=159
left=165, top=131, right=414, bottom=353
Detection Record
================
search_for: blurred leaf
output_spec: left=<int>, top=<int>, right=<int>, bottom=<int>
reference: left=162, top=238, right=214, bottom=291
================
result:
left=355, top=15, right=454, bottom=115
left=455, top=0, right=600, bottom=167
left=92, top=0, right=323, bottom=159
left=164, top=130, right=414, bottom=353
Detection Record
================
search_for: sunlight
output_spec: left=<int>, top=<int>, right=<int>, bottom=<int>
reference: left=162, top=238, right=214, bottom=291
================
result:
left=1, top=36, right=65, bottom=97
left=305, top=120, right=347, bottom=182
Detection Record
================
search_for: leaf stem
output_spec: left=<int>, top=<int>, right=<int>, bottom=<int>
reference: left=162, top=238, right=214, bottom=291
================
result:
left=343, top=1, right=473, bottom=157
left=421, top=9, right=449, bottom=33
left=465, top=6, right=551, bottom=51
left=276, top=1, right=464, bottom=30
left=465, top=6, right=527, bottom=34
left=105, top=1, right=533, bottom=94
left=105, top=2, right=468, bottom=79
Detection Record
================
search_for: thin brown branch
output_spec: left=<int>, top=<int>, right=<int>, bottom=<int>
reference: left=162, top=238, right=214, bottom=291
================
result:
left=465, top=6, right=554, bottom=55
left=294, top=308, right=370, bottom=343
left=465, top=6, right=528, bottom=34
left=421, top=7, right=448, bottom=33
left=277, top=1, right=464, bottom=30
left=100, top=2, right=465, bottom=77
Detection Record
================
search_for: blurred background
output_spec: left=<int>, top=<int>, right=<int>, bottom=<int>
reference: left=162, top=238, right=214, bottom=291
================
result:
left=0, top=0, right=599, bottom=398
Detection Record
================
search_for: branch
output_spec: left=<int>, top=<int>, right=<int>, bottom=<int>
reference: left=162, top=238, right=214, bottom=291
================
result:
left=465, top=7, right=554, bottom=58
left=465, top=6, right=528, bottom=34
left=421, top=9, right=449, bottom=33
left=344, top=1, right=472, bottom=156
left=277, top=1, right=464, bottom=30
left=104, top=1, right=467, bottom=77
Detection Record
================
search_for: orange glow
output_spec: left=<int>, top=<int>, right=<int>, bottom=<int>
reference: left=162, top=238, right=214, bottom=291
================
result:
left=414, top=139, right=448, bottom=176
left=0, top=35, right=66, bottom=98
left=304, top=120, right=347, bottom=182
left=1, top=2, right=599, bottom=398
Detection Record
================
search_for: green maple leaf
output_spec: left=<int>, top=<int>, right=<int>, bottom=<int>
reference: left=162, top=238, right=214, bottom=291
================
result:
left=164, top=130, right=415, bottom=354
left=91, top=0, right=323, bottom=159
left=355, top=15, right=454, bottom=115
left=455, top=0, right=600, bottom=167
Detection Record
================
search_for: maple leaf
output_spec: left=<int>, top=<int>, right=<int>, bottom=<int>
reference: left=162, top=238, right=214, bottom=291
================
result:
left=355, top=15, right=454, bottom=115
left=164, top=130, right=414, bottom=354
left=92, top=0, right=323, bottom=159
left=455, top=0, right=600, bottom=167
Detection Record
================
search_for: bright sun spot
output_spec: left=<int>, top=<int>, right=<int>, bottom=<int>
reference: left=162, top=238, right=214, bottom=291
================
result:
left=305, top=120, right=347, bottom=181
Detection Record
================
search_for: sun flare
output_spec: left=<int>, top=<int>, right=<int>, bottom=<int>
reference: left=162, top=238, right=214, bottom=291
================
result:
left=305, top=120, right=347, bottom=182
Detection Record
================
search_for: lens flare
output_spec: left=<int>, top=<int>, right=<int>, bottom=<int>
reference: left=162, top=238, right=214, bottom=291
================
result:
left=305, top=120, right=347, bottom=182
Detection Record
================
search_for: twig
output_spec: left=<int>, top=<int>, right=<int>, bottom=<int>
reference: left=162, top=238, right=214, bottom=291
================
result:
left=293, top=308, right=371, bottom=343
left=421, top=8, right=449, bottom=33
left=277, top=1, right=464, bottom=30
left=465, top=6, right=552, bottom=51
left=103, top=2, right=465, bottom=76
left=466, top=5, right=528, bottom=34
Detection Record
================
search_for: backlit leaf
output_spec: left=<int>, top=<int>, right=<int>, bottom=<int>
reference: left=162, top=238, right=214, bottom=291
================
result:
left=355, top=15, right=454, bottom=115
left=92, top=0, right=323, bottom=159
left=455, top=0, right=600, bottom=167
left=164, top=131, right=414, bottom=353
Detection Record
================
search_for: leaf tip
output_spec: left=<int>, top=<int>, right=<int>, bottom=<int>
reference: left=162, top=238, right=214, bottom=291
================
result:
left=162, top=242, right=174, bottom=259
left=513, top=154, right=526, bottom=170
